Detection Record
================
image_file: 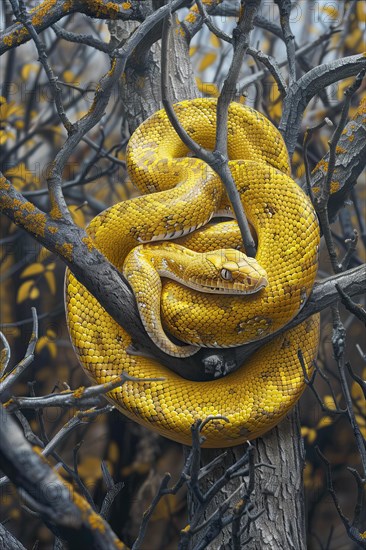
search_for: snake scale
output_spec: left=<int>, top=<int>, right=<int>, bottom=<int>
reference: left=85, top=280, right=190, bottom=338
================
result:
left=65, top=98, right=320, bottom=447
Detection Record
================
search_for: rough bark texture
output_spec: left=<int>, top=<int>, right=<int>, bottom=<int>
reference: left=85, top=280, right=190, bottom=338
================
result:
left=249, top=408, right=306, bottom=549
left=0, top=524, right=27, bottom=550
left=112, top=13, right=309, bottom=550
left=187, top=409, right=306, bottom=549
left=311, top=97, right=366, bottom=222
left=279, top=54, right=366, bottom=156
left=109, top=14, right=198, bottom=132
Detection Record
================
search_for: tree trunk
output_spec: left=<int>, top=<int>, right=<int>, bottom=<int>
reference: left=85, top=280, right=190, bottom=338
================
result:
left=189, top=409, right=306, bottom=549
left=111, top=14, right=307, bottom=550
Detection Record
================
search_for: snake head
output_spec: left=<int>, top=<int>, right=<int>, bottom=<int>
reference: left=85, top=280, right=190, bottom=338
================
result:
left=185, top=249, right=268, bottom=295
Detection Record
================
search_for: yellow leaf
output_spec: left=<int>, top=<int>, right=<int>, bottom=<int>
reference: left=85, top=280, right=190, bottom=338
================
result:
left=351, top=381, right=364, bottom=401
left=20, top=262, right=44, bottom=278
left=36, top=331, right=57, bottom=358
left=0, top=130, right=15, bottom=144
left=301, top=427, right=317, bottom=443
left=69, top=204, right=86, bottom=228
left=21, top=63, right=39, bottom=81
left=316, top=416, right=333, bottom=429
left=5, top=163, right=39, bottom=190
left=44, top=271, right=56, bottom=295
left=17, top=280, right=34, bottom=303
left=196, top=78, right=219, bottom=97
left=62, top=71, right=79, bottom=86
left=296, top=163, right=305, bottom=179
left=344, top=27, right=363, bottom=50
left=198, top=52, right=217, bottom=72
left=307, top=429, right=317, bottom=444
left=356, top=2, right=366, bottom=23
left=37, top=247, right=52, bottom=262
left=355, top=414, right=365, bottom=427
left=210, top=33, right=221, bottom=48
left=323, top=395, right=337, bottom=411
left=108, top=441, right=120, bottom=462
left=47, top=342, right=57, bottom=359
left=29, top=287, right=40, bottom=300
left=320, top=5, right=339, bottom=19
left=151, top=494, right=178, bottom=521
left=63, top=70, right=76, bottom=83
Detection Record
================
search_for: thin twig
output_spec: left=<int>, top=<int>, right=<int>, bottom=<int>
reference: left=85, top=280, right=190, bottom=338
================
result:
left=0, top=331, right=11, bottom=376
left=314, top=70, right=365, bottom=273
left=8, top=0, right=73, bottom=133
left=303, top=118, right=333, bottom=201
left=298, top=350, right=345, bottom=415
left=274, top=0, right=296, bottom=85
left=0, top=307, right=38, bottom=395
left=331, top=308, right=366, bottom=474
left=316, top=447, right=366, bottom=547
left=52, top=23, right=114, bottom=53
left=6, top=373, right=164, bottom=411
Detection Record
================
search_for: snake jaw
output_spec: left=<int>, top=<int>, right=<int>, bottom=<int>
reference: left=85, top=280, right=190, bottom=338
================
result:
left=186, top=248, right=269, bottom=295
left=185, top=279, right=267, bottom=295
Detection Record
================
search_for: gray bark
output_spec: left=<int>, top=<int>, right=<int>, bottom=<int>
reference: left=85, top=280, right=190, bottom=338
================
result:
left=109, top=14, right=198, bottom=132
left=279, top=53, right=366, bottom=156
left=0, top=524, right=27, bottom=550
left=189, top=410, right=306, bottom=550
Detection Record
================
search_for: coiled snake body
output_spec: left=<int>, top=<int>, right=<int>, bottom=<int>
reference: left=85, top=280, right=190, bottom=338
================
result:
left=65, top=98, right=320, bottom=447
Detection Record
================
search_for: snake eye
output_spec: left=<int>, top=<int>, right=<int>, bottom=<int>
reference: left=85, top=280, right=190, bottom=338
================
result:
left=220, top=268, right=232, bottom=281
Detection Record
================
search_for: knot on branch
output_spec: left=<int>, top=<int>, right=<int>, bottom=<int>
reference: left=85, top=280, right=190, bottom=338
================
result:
left=211, top=150, right=228, bottom=170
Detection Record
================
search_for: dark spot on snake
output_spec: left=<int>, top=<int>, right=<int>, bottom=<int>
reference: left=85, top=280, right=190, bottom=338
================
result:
left=264, top=204, right=277, bottom=216
left=305, top=318, right=314, bottom=333
left=281, top=336, right=291, bottom=349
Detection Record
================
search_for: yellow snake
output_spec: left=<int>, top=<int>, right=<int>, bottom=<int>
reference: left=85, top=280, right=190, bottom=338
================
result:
left=65, top=98, right=320, bottom=447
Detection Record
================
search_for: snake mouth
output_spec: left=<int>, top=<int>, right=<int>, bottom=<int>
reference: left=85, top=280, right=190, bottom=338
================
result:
left=186, top=279, right=268, bottom=295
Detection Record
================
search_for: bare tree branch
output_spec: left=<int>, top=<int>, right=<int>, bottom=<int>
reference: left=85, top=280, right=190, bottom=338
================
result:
left=274, top=0, right=296, bottom=85
left=0, top=523, right=27, bottom=550
left=311, top=96, right=366, bottom=222
left=312, top=71, right=365, bottom=274
left=0, top=404, right=128, bottom=549
left=279, top=54, right=366, bottom=154
left=0, top=307, right=38, bottom=395
left=0, top=0, right=148, bottom=55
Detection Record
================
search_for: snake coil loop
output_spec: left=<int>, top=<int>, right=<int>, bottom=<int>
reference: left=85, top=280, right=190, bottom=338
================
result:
left=65, top=99, right=320, bottom=447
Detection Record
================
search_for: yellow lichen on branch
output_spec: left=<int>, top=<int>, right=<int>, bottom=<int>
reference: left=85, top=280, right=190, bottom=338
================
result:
left=82, top=236, right=95, bottom=251
left=55, top=242, right=73, bottom=261
left=31, top=0, right=58, bottom=25
left=82, top=0, right=129, bottom=19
